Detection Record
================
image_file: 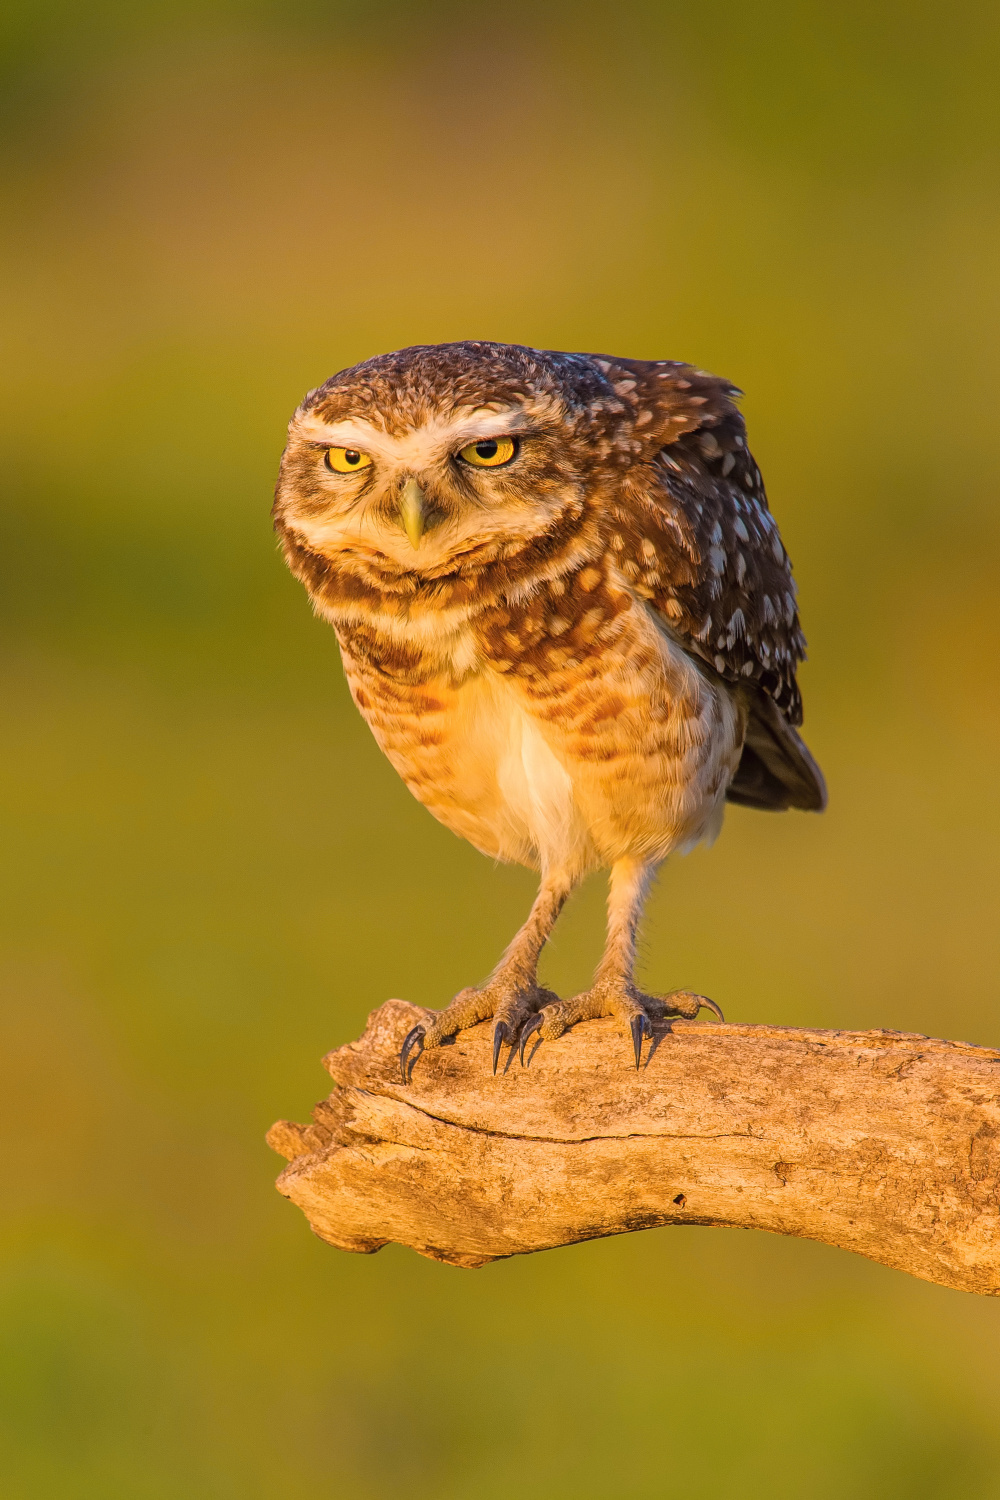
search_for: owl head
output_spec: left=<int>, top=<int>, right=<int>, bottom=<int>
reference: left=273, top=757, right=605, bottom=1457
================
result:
left=271, top=341, right=661, bottom=582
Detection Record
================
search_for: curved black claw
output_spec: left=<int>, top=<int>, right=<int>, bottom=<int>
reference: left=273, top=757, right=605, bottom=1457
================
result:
left=399, top=1024, right=425, bottom=1084
left=518, top=1012, right=544, bottom=1066
left=492, top=1021, right=510, bottom=1075
left=699, top=997, right=726, bottom=1023
left=631, top=1013, right=653, bottom=1070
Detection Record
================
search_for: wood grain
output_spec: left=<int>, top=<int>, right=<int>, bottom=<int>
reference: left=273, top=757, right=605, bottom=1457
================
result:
left=267, top=1000, right=1000, bottom=1293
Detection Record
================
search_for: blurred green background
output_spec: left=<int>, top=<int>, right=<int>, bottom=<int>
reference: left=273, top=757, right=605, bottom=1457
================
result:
left=2, top=1, right=1000, bottom=1495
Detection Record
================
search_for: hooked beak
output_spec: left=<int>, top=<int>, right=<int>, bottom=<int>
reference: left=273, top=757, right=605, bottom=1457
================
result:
left=398, top=478, right=427, bottom=549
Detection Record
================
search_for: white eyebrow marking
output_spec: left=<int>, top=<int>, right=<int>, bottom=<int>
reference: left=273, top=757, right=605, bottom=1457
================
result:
left=295, top=404, right=539, bottom=470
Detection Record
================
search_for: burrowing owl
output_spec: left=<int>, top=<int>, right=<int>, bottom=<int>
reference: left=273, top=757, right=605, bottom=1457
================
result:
left=273, top=342, right=825, bottom=1076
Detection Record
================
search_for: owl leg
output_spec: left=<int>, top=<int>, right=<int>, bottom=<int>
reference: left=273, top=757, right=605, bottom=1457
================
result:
left=400, top=867, right=576, bottom=1081
left=520, top=856, right=723, bottom=1069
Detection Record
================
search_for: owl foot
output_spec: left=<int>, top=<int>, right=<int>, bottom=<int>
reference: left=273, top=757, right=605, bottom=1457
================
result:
left=518, top=985, right=724, bottom=1069
left=399, top=982, right=560, bottom=1082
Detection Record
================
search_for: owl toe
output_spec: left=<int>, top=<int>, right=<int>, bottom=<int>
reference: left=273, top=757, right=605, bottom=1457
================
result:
left=649, top=990, right=725, bottom=1023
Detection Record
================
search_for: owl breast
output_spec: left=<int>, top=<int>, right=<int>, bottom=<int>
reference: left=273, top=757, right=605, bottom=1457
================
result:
left=333, top=564, right=745, bottom=877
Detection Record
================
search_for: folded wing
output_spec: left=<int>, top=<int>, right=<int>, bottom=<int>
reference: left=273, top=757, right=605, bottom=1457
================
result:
left=588, top=354, right=827, bottom=813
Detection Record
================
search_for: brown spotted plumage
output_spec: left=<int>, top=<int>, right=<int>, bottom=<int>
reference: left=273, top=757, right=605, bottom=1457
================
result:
left=273, top=342, right=826, bottom=1073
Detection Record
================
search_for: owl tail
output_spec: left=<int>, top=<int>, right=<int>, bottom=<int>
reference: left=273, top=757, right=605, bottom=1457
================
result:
left=726, top=689, right=828, bottom=813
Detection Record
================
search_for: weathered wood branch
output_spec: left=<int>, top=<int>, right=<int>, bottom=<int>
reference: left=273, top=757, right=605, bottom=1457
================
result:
left=267, top=999, right=1000, bottom=1294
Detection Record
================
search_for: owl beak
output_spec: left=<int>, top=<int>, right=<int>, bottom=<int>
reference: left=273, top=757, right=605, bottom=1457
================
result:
left=398, top=478, right=427, bottom=549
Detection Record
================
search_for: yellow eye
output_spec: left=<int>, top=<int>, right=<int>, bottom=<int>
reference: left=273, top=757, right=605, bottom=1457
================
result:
left=458, top=436, right=518, bottom=468
left=325, top=446, right=372, bottom=473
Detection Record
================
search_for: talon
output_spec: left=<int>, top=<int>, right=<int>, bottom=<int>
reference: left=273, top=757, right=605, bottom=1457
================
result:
left=699, top=997, right=725, bottom=1022
left=630, top=1013, right=652, bottom=1070
left=492, top=1021, right=509, bottom=1075
left=399, top=1024, right=425, bottom=1083
left=519, top=1012, right=544, bottom=1066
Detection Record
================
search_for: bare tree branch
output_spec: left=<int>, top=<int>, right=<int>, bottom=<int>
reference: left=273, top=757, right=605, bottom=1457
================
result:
left=267, top=1000, right=1000, bottom=1294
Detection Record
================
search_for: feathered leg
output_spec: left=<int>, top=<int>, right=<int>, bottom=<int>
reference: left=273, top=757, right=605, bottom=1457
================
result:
left=400, top=867, right=576, bottom=1080
left=521, top=857, right=723, bottom=1069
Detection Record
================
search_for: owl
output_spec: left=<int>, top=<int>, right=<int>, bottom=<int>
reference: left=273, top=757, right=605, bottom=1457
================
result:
left=273, top=342, right=825, bottom=1077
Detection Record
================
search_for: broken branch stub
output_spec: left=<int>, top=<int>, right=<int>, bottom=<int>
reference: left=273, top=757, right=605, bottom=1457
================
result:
left=267, top=999, right=1000, bottom=1294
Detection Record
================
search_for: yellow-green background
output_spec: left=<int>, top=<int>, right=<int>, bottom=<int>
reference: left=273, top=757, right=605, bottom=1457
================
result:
left=3, top=2, right=999, bottom=1495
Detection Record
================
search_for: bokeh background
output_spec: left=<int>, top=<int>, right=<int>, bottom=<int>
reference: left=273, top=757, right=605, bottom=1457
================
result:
left=3, top=1, right=1000, bottom=1495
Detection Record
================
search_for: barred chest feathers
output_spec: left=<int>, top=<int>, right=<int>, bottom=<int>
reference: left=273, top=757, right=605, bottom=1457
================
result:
left=324, top=570, right=744, bottom=880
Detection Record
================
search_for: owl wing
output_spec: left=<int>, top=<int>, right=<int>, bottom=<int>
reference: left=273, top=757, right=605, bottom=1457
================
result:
left=590, top=356, right=826, bottom=812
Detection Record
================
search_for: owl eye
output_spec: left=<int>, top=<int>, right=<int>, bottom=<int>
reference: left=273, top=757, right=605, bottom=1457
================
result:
left=458, top=436, right=518, bottom=468
left=325, top=446, right=372, bottom=473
